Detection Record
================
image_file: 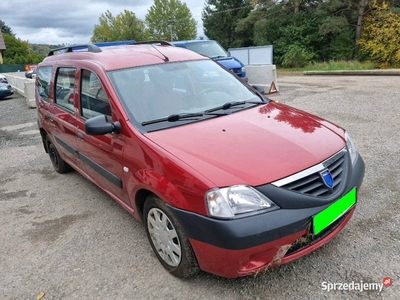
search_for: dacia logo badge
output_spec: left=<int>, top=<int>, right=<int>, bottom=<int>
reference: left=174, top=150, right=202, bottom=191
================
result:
left=320, top=169, right=334, bottom=189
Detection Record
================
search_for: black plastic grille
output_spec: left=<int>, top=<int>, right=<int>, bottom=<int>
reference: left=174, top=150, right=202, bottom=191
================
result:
left=281, top=152, right=347, bottom=197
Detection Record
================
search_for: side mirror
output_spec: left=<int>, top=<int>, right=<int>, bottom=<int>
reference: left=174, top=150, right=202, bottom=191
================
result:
left=85, top=114, right=121, bottom=135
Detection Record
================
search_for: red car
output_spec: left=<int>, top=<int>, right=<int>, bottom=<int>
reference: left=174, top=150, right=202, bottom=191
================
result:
left=35, top=42, right=364, bottom=278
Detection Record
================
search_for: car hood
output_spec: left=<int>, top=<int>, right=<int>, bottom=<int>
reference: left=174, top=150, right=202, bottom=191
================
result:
left=214, top=56, right=242, bottom=69
left=145, top=102, right=345, bottom=187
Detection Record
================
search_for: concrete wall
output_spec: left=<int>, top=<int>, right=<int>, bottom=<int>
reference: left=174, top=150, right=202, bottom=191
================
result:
left=246, top=65, right=278, bottom=94
left=3, top=72, right=36, bottom=108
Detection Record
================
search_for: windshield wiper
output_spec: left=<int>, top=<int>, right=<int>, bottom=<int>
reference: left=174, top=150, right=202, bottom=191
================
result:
left=142, top=113, right=203, bottom=126
left=205, top=100, right=263, bottom=113
left=142, top=101, right=264, bottom=126
left=142, top=111, right=230, bottom=126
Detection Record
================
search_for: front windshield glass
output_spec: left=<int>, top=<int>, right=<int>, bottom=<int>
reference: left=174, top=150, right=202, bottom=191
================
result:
left=186, top=41, right=228, bottom=58
left=108, top=59, right=261, bottom=127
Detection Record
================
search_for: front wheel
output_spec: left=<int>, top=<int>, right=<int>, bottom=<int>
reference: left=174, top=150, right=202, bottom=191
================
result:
left=143, top=195, right=199, bottom=278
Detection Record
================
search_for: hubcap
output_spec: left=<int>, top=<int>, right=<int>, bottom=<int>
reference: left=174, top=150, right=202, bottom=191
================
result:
left=147, top=208, right=181, bottom=267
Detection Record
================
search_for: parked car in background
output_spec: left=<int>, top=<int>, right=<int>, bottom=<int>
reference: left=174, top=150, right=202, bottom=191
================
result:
left=0, top=74, right=8, bottom=83
left=25, top=68, right=37, bottom=79
left=171, top=40, right=247, bottom=81
left=35, top=41, right=364, bottom=279
left=0, top=82, right=13, bottom=99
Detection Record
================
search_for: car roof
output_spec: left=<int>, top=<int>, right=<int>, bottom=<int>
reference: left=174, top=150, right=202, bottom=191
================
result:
left=41, top=44, right=207, bottom=71
left=172, top=40, right=214, bottom=44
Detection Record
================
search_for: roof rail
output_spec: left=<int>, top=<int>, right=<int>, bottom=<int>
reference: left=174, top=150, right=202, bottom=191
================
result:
left=48, top=44, right=102, bottom=56
left=134, top=40, right=172, bottom=46
left=47, top=40, right=136, bottom=56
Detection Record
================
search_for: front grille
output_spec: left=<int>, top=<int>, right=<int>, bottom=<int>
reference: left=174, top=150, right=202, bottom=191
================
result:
left=280, top=150, right=347, bottom=197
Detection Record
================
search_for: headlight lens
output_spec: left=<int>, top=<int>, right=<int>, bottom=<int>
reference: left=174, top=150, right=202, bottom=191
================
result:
left=206, top=185, right=277, bottom=219
left=345, top=131, right=357, bottom=165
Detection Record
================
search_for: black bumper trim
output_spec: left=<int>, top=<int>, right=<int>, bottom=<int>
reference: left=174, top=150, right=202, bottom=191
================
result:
left=170, top=154, right=365, bottom=251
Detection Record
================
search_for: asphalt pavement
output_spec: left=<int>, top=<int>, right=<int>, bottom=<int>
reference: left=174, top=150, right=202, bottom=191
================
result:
left=0, top=75, right=399, bottom=300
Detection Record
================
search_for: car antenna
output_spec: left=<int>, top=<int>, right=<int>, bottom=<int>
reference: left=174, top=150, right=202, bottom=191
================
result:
left=150, top=44, right=169, bottom=62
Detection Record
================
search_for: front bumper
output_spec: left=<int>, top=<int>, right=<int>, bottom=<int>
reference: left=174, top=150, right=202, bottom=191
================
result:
left=0, top=89, right=13, bottom=98
left=170, top=154, right=364, bottom=278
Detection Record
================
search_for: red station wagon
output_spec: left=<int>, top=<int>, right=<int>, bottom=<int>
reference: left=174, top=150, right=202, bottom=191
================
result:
left=35, top=42, right=365, bottom=278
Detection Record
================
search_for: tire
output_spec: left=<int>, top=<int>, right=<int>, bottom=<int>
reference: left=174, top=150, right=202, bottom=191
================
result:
left=46, top=136, right=72, bottom=174
left=143, top=195, right=199, bottom=278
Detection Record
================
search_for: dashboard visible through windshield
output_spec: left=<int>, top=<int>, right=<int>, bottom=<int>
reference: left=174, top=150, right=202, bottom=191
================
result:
left=108, top=59, right=263, bottom=131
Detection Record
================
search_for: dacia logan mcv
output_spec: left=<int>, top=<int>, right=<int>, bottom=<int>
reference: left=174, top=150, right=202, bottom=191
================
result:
left=35, top=42, right=365, bottom=278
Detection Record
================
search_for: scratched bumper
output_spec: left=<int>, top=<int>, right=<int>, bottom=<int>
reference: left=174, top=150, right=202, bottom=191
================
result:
left=170, top=200, right=356, bottom=278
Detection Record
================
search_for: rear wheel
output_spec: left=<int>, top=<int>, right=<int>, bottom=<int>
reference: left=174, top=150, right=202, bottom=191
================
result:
left=143, top=195, right=199, bottom=278
left=46, top=136, right=71, bottom=174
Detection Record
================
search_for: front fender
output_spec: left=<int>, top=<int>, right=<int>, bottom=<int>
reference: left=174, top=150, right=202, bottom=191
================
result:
left=126, top=169, right=208, bottom=217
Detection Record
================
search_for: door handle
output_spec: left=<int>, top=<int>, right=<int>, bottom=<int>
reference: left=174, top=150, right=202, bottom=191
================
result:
left=77, top=132, right=83, bottom=139
left=48, top=114, right=53, bottom=121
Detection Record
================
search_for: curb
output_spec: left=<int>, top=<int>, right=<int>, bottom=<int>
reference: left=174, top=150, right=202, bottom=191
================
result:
left=303, top=69, right=400, bottom=76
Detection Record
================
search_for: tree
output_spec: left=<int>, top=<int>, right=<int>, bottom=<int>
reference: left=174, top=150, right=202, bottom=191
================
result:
left=0, top=19, right=13, bottom=35
left=91, top=10, right=150, bottom=42
left=145, top=0, right=197, bottom=41
left=202, top=0, right=252, bottom=49
left=358, top=1, right=400, bottom=67
left=2, top=34, right=45, bottom=64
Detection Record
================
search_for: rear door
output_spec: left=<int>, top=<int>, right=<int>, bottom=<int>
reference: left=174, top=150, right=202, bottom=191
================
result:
left=46, top=67, right=80, bottom=167
left=74, top=69, right=128, bottom=203
left=36, top=66, right=53, bottom=131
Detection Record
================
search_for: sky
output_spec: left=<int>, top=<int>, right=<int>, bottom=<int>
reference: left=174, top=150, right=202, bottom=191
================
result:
left=0, top=0, right=205, bottom=45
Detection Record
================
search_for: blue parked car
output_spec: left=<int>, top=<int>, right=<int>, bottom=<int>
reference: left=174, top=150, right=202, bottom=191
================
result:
left=0, top=82, right=13, bottom=99
left=171, top=40, right=247, bottom=81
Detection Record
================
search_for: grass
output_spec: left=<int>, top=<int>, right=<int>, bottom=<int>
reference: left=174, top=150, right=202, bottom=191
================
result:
left=279, top=60, right=377, bottom=72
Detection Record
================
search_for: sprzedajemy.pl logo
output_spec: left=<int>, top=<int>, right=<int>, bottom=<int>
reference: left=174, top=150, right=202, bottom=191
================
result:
left=321, top=277, right=392, bottom=293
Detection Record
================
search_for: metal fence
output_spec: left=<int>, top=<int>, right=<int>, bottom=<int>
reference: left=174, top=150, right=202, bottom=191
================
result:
left=228, top=45, right=273, bottom=66
left=0, top=64, right=26, bottom=73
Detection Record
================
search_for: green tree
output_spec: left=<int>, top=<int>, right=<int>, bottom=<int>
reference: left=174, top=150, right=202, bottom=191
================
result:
left=145, top=0, right=197, bottom=41
left=0, top=19, right=13, bottom=35
left=2, top=34, right=45, bottom=64
left=202, top=0, right=252, bottom=49
left=91, top=10, right=150, bottom=42
left=358, top=1, right=400, bottom=67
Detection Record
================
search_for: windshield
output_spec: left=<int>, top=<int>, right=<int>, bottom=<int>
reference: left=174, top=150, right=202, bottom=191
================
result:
left=186, top=41, right=228, bottom=58
left=108, top=59, right=262, bottom=129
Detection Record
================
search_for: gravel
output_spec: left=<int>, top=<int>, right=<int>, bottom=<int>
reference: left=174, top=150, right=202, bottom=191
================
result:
left=0, top=75, right=399, bottom=299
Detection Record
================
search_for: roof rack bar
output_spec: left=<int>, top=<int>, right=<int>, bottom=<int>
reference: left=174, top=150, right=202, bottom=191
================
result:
left=134, top=40, right=172, bottom=46
left=48, top=44, right=102, bottom=56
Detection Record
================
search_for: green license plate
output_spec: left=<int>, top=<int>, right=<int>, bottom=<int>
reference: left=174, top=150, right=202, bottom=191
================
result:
left=313, top=188, right=356, bottom=235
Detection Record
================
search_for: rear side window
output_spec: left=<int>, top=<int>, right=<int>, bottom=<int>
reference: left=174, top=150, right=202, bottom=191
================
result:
left=55, top=67, right=76, bottom=112
left=37, top=66, right=53, bottom=101
left=80, top=70, right=112, bottom=120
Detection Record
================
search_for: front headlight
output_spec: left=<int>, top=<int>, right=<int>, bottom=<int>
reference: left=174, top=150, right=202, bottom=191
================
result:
left=345, top=131, right=357, bottom=165
left=206, top=185, right=278, bottom=219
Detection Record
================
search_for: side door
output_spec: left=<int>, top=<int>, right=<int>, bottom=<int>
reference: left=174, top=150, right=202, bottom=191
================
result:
left=46, top=67, right=80, bottom=167
left=75, top=69, right=128, bottom=203
left=36, top=66, right=53, bottom=130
